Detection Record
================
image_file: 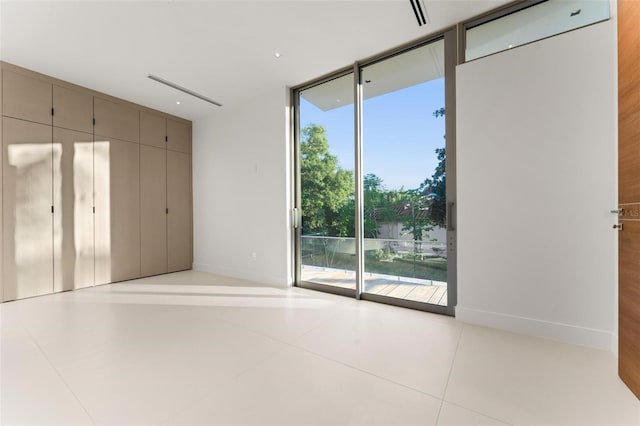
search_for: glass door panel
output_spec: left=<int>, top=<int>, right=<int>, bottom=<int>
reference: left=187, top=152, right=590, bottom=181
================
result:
left=361, top=40, right=448, bottom=306
left=298, top=74, right=356, bottom=290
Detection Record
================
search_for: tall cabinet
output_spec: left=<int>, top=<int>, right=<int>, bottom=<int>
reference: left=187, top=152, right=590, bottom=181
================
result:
left=0, top=62, right=193, bottom=302
left=94, top=97, right=141, bottom=284
left=140, top=111, right=192, bottom=277
left=2, top=116, right=53, bottom=300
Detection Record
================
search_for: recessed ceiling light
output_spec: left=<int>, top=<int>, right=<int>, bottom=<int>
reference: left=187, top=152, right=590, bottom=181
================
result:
left=508, top=44, right=513, bottom=49
left=274, top=52, right=281, bottom=58
left=336, top=99, right=341, bottom=103
left=176, top=101, right=181, bottom=105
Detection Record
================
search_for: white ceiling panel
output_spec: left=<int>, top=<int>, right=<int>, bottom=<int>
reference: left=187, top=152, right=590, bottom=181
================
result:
left=0, top=0, right=509, bottom=120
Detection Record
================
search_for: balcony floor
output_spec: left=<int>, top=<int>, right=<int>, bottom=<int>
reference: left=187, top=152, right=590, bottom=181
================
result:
left=301, top=265, right=447, bottom=306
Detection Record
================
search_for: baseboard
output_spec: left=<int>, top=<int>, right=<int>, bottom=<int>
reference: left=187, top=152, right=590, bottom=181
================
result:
left=192, top=262, right=289, bottom=288
left=456, top=306, right=616, bottom=352
left=610, top=333, right=619, bottom=356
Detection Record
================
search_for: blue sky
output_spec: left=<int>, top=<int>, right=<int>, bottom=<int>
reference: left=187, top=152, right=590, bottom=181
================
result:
left=300, top=77, right=445, bottom=191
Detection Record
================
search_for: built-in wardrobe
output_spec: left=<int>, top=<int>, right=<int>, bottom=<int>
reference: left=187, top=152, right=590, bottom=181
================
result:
left=0, top=62, right=193, bottom=302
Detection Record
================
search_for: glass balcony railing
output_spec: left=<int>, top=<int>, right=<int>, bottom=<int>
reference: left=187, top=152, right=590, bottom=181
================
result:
left=301, top=235, right=447, bottom=284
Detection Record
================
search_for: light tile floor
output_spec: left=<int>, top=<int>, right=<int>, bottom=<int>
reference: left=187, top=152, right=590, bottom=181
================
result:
left=0, top=271, right=638, bottom=426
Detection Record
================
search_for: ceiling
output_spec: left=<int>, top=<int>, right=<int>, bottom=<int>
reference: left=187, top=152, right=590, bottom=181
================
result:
left=0, top=0, right=509, bottom=121
left=302, top=38, right=444, bottom=111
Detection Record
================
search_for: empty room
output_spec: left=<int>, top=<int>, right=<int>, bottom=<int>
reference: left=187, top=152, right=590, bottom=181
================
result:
left=1, top=0, right=639, bottom=425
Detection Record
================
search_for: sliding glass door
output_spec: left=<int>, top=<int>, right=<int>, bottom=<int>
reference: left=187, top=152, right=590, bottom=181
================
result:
left=361, top=40, right=448, bottom=306
left=297, top=73, right=356, bottom=292
left=295, top=33, right=455, bottom=313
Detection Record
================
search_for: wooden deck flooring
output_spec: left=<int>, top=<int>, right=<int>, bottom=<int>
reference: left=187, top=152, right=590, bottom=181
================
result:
left=301, top=266, right=447, bottom=306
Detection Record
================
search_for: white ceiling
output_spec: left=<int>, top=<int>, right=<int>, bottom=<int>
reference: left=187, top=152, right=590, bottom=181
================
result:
left=303, top=38, right=445, bottom=111
left=0, top=0, right=509, bottom=121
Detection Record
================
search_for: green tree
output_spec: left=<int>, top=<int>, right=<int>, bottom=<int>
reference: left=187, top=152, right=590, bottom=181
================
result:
left=300, top=124, right=354, bottom=236
left=364, top=173, right=383, bottom=193
left=400, top=190, right=434, bottom=248
left=335, top=197, right=355, bottom=237
left=363, top=173, right=386, bottom=238
left=419, top=109, right=446, bottom=228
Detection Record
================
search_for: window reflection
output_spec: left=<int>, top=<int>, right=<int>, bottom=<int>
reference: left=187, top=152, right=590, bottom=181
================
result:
left=7, top=134, right=111, bottom=299
left=8, top=143, right=53, bottom=299
left=94, top=141, right=111, bottom=285
left=53, top=130, right=97, bottom=291
left=73, top=142, right=95, bottom=287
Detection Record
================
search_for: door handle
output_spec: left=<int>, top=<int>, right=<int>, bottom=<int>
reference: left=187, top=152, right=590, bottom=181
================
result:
left=611, top=209, right=624, bottom=216
left=613, top=223, right=623, bottom=231
left=292, top=208, right=301, bottom=229
left=447, top=202, right=455, bottom=231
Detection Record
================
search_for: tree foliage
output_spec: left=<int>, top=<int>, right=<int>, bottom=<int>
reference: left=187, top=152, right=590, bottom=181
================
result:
left=399, top=190, right=434, bottom=243
left=418, top=108, right=446, bottom=228
left=300, top=106, right=446, bottom=239
left=418, top=146, right=446, bottom=228
left=300, top=124, right=354, bottom=236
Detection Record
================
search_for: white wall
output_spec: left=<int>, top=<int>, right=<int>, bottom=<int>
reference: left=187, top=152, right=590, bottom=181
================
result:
left=192, top=87, right=292, bottom=287
left=456, top=21, right=617, bottom=351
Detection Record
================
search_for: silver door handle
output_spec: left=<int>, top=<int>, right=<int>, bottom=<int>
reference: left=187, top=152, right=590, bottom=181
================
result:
left=292, top=208, right=301, bottom=229
left=611, top=209, right=624, bottom=215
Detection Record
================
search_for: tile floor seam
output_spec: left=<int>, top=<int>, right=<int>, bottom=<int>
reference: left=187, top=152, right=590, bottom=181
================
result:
left=143, top=294, right=452, bottom=403
left=181, top=299, right=436, bottom=398
left=23, top=295, right=294, bottom=426
left=286, top=340, right=446, bottom=402
left=203, top=302, right=460, bottom=404
left=438, top=400, right=515, bottom=426
left=286, top=303, right=354, bottom=343
left=434, top=322, right=465, bottom=425
left=156, top=344, right=291, bottom=426
left=22, top=326, right=99, bottom=426
left=191, top=305, right=347, bottom=349
left=181, top=288, right=354, bottom=347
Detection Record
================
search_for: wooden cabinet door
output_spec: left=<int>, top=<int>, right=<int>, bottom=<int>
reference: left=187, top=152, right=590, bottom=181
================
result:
left=618, top=0, right=640, bottom=400
left=53, top=85, right=93, bottom=133
left=53, top=127, right=94, bottom=292
left=166, top=119, right=191, bottom=153
left=140, top=111, right=166, bottom=149
left=94, top=136, right=141, bottom=284
left=140, top=144, right=167, bottom=277
left=2, top=70, right=52, bottom=125
left=2, top=117, right=53, bottom=300
left=94, top=97, right=139, bottom=143
left=167, top=150, right=192, bottom=272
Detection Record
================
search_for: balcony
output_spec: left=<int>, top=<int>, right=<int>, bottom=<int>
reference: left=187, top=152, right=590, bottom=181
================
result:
left=301, top=235, right=447, bottom=306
